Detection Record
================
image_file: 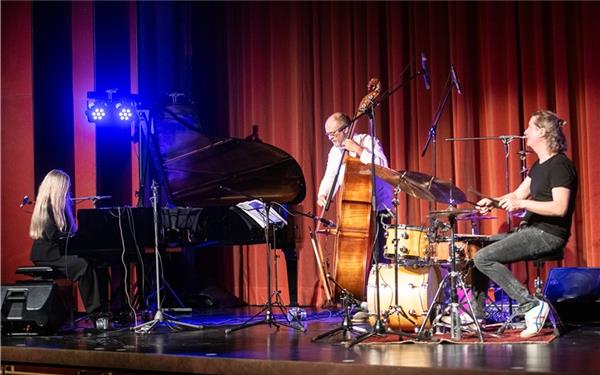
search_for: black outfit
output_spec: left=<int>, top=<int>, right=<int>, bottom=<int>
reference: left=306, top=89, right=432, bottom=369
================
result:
left=30, top=205, right=103, bottom=314
left=523, top=153, right=578, bottom=239
left=471, top=153, right=578, bottom=318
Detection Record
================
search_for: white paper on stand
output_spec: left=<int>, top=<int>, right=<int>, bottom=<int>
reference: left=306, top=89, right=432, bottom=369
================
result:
left=236, top=199, right=287, bottom=228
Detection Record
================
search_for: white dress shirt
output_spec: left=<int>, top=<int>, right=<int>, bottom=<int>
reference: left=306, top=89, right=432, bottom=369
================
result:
left=318, top=133, right=393, bottom=212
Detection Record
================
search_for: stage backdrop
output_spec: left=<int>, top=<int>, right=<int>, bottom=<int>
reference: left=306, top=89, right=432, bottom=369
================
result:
left=2, top=1, right=599, bottom=307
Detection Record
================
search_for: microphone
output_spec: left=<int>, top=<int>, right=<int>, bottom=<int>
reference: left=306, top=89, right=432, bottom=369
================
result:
left=382, top=204, right=395, bottom=219
left=318, top=217, right=336, bottom=227
left=92, top=195, right=112, bottom=201
left=420, top=52, right=431, bottom=90
left=450, top=65, right=462, bottom=94
left=71, top=195, right=112, bottom=202
left=19, top=195, right=31, bottom=208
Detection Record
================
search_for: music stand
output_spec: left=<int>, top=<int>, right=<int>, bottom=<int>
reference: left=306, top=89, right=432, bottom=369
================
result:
left=132, top=181, right=203, bottom=334
left=225, top=196, right=305, bottom=334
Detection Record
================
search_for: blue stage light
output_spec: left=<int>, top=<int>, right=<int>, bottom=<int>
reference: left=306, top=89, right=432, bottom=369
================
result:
left=85, top=103, right=109, bottom=123
left=114, top=102, right=134, bottom=122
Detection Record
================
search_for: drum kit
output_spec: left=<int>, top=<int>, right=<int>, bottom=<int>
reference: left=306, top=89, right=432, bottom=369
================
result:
left=365, top=165, right=494, bottom=341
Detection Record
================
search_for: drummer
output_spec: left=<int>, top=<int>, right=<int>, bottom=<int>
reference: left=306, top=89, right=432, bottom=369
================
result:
left=317, top=112, right=394, bottom=265
left=473, top=110, right=578, bottom=338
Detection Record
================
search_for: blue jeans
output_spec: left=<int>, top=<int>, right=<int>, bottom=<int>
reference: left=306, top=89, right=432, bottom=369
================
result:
left=472, top=226, right=566, bottom=316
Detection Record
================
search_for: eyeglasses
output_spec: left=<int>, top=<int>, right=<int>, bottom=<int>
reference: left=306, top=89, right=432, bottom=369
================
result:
left=325, top=125, right=349, bottom=137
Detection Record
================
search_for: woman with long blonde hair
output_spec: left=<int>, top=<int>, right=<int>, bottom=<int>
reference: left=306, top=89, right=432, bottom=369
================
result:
left=30, top=169, right=102, bottom=315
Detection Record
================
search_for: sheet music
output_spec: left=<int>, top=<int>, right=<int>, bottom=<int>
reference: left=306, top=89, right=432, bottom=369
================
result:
left=236, top=199, right=287, bottom=228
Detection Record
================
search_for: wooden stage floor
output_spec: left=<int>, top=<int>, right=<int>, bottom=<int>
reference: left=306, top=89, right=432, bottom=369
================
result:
left=2, top=306, right=600, bottom=375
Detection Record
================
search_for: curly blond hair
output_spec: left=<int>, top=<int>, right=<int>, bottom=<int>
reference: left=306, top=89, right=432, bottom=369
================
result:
left=531, top=110, right=568, bottom=153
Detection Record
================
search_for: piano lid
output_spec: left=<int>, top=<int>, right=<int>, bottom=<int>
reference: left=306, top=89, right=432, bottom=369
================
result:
left=152, top=106, right=306, bottom=207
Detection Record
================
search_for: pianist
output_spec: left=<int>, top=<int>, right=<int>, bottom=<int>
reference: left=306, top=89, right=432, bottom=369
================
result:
left=29, top=169, right=104, bottom=318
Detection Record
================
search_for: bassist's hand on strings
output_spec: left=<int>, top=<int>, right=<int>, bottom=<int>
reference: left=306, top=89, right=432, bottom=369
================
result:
left=317, top=194, right=328, bottom=208
left=342, top=139, right=364, bottom=156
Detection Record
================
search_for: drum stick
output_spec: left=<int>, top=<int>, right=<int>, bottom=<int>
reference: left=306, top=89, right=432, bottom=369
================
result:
left=468, top=189, right=501, bottom=208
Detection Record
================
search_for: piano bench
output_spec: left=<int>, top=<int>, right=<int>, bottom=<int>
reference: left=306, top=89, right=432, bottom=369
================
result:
left=15, top=266, right=65, bottom=282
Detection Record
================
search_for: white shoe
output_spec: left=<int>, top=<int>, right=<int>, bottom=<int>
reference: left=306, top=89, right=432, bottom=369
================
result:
left=520, top=301, right=550, bottom=338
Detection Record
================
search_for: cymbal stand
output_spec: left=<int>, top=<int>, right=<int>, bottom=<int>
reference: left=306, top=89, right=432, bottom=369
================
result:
left=417, top=213, right=483, bottom=342
left=226, top=200, right=305, bottom=334
left=384, top=185, right=418, bottom=337
left=311, top=274, right=368, bottom=342
left=132, top=181, right=203, bottom=334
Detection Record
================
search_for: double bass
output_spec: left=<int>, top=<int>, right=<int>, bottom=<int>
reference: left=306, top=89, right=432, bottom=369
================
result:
left=311, top=79, right=382, bottom=302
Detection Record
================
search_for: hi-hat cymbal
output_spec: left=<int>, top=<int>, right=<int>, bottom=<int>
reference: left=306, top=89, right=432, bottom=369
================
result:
left=428, top=207, right=476, bottom=218
left=368, top=165, right=467, bottom=205
left=456, top=213, right=497, bottom=221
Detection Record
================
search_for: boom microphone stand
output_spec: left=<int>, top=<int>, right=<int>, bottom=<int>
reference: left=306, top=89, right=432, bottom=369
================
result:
left=346, top=106, right=387, bottom=348
left=311, top=274, right=368, bottom=342
left=132, top=181, right=203, bottom=333
left=421, top=66, right=463, bottom=213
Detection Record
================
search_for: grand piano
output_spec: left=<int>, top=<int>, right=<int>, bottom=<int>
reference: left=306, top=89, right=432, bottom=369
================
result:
left=73, top=102, right=306, bottom=255
left=70, top=104, right=307, bottom=309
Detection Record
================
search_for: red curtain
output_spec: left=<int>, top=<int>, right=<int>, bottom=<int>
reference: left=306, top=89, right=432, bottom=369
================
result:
left=2, top=1, right=599, bottom=308
left=218, top=1, right=600, bottom=305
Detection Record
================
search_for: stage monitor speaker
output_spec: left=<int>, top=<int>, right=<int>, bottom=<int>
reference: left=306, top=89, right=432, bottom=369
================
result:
left=1, top=282, right=68, bottom=335
left=544, top=267, right=600, bottom=323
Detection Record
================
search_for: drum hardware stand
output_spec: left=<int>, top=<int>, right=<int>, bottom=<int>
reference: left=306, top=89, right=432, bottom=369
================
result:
left=132, top=181, right=203, bottom=334
left=383, top=185, right=419, bottom=339
left=224, top=189, right=305, bottom=334
left=311, top=274, right=368, bottom=342
left=417, top=212, right=483, bottom=342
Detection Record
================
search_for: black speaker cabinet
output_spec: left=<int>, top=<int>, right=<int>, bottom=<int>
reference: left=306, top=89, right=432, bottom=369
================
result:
left=1, top=282, right=68, bottom=335
left=544, top=267, right=600, bottom=323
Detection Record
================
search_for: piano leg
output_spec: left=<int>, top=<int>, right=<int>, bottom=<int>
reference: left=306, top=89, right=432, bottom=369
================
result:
left=282, top=245, right=298, bottom=307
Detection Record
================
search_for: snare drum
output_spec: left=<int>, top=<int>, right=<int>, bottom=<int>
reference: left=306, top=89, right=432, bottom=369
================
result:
left=384, top=225, right=429, bottom=261
left=367, top=264, right=441, bottom=330
left=430, top=235, right=487, bottom=264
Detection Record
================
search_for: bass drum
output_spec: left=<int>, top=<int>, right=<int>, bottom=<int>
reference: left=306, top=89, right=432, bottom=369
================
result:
left=367, top=264, right=441, bottom=331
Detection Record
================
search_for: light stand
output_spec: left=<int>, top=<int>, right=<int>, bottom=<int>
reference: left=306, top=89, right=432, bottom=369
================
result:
left=225, top=198, right=305, bottom=334
left=132, top=181, right=203, bottom=334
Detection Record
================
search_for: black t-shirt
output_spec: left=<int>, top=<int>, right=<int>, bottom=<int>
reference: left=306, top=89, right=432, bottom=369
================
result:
left=524, top=153, right=578, bottom=240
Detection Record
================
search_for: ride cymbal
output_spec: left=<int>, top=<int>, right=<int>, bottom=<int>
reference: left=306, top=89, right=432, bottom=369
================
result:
left=367, top=164, right=467, bottom=205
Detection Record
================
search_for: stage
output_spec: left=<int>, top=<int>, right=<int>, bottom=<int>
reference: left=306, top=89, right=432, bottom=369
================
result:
left=2, top=306, right=599, bottom=375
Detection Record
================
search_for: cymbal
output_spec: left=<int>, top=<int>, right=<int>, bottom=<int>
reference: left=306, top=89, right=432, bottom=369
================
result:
left=428, top=207, right=476, bottom=218
left=367, top=164, right=436, bottom=201
left=370, top=165, right=467, bottom=205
